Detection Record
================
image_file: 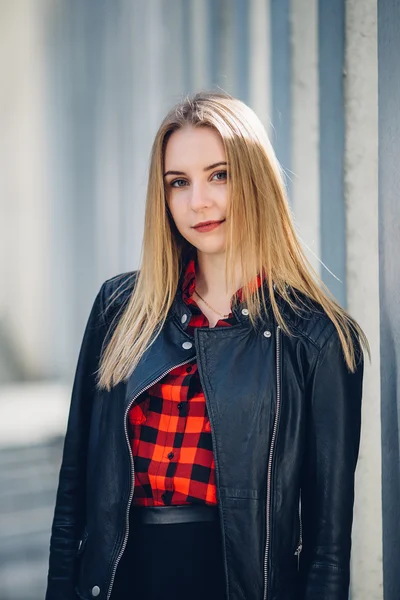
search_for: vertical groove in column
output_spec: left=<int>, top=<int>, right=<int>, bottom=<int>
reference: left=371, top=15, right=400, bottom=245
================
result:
left=318, top=1, right=346, bottom=306
left=208, top=0, right=221, bottom=87
left=217, top=0, right=235, bottom=96
left=248, top=0, right=271, bottom=133
left=47, top=0, right=75, bottom=376
left=270, top=0, right=292, bottom=198
left=191, top=0, right=209, bottom=91
left=234, top=0, right=250, bottom=103
left=181, top=0, right=193, bottom=93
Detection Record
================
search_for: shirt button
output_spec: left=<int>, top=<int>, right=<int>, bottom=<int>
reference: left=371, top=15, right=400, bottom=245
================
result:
left=177, top=402, right=183, bottom=410
left=91, top=586, right=100, bottom=597
left=167, top=452, right=174, bottom=459
left=186, top=366, right=192, bottom=373
left=161, top=493, right=167, bottom=503
left=182, top=341, right=193, bottom=350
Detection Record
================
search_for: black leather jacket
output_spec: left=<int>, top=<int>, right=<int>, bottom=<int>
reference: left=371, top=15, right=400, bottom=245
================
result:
left=46, top=272, right=363, bottom=600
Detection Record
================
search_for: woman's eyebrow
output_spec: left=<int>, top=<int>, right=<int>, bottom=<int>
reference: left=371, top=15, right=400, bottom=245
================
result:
left=163, top=161, right=227, bottom=177
left=163, top=169, right=185, bottom=177
left=204, top=161, right=227, bottom=171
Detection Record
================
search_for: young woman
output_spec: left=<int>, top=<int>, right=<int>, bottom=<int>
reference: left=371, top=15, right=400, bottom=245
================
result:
left=46, top=92, right=368, bottom=600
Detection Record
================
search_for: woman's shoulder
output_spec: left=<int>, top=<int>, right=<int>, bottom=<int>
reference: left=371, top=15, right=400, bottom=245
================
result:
left=100, top=270, right=139, bottom=323
left=103, top=270, right=138, bottom=299
left=275, top=287, right=337, bottom=353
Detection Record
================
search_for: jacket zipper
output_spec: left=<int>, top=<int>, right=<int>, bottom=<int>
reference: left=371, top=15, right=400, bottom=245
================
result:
left=263, top=325, right=281, bottom=600
left=106, top=356, right=195, bottom=600
left=294, top=498, right=303, bottom=570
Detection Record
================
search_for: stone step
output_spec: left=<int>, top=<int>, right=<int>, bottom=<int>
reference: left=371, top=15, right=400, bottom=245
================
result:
left=0, top=528, right=50, bottom=556
left=0, top=386, right=72, bottom=600
left=0, top=439, right=63, bottom=468
left=0, top=383, right=69, bottom=449
left=0, top=488, right=57, bottom=516
left=0, top=504, right=54, bottom=538
left=0, top=556, right=48, bottom=600
left=0, top=460, right=60, bottom=488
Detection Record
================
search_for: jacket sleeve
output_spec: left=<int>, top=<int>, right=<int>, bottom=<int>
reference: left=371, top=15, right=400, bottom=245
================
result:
left=300, top=328, right=364, bottom=600
left=45, top=284, right=108, bottom=600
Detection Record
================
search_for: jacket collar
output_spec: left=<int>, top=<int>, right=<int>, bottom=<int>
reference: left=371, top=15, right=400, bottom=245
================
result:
left=170, top=254, right=271, bottom=331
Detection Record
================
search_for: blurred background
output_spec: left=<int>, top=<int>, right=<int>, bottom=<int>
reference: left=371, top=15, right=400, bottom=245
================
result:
left=0, top=0, right=398, bottom=598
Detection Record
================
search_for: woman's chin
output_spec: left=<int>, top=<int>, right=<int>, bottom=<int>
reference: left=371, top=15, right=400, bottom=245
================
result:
left=190, top=242, right=227, bottom=256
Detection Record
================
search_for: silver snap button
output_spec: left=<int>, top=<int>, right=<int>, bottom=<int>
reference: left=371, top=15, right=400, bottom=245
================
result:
left=181, top=314, right=188, bottom=324
left=91, top=586, right=100, bottom=597
left=241, top=308, right=249, bottom=316
left=263, top=330, right=272, bottom=338
left=182, top=341, right=193, bottom=350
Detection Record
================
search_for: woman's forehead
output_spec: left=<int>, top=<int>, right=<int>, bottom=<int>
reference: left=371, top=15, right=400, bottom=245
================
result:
left=164, top=126, right=226, bottom=170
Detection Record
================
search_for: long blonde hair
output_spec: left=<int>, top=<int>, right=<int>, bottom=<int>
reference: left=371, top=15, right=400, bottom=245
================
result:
left=97, top=91, right=369, bottom=391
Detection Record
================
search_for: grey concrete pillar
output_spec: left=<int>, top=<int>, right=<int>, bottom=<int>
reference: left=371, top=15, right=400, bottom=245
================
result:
left=345, top=1, right=383, bottom=598
left=378, top=1, right=400, bottom=598
left=0, top=0, right=53, bottom=379
left=290, top=0, right=320, bottom=275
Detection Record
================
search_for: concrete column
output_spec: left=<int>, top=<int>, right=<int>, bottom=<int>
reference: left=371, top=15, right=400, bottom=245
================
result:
left=378, top=0, right=400, bottom=598
left=290, top=0, right=320, bottom=275
left=344, top=1, right=383, bottom=598
left=122, top=0, right=166, bottom=272
left=0, top=0, right=52, bottom=379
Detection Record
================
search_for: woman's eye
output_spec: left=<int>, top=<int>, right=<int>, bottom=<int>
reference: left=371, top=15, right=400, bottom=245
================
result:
left=170, top=179, right=188, bottom=188
left=212, top=170, right=228, bottom=181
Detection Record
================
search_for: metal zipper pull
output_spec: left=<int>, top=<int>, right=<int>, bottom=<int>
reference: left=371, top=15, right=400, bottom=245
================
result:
left=294, top=542, right=302, bottom=570
left=295, top=494, right=303, bottom=571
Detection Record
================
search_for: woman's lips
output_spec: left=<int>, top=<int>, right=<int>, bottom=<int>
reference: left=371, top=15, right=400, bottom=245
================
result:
left=193, top=220, right=225, bottom=233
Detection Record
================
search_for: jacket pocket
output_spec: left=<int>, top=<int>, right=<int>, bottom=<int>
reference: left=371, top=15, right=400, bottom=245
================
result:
left=75, top=528, right=89, bottom=597
left=76, top=528, right=88, bottom=557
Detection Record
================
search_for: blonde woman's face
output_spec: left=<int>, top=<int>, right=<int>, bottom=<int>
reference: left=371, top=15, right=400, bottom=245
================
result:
left=164, top=126, right=228, bottom=256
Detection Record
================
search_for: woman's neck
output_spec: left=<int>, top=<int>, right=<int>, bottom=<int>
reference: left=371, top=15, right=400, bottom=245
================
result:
left=194, top=251, right=242, bottom=313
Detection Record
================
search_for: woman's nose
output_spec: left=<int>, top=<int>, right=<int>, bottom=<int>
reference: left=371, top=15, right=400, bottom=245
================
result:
left=189, top=182, right=212, bottom=210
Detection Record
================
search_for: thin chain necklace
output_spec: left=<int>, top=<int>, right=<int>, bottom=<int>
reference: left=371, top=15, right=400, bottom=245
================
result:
left=194, top=289, right=231, bottom=318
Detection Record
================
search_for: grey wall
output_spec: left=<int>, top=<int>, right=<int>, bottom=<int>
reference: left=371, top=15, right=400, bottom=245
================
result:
left=378, top=1, right=400, bottom=598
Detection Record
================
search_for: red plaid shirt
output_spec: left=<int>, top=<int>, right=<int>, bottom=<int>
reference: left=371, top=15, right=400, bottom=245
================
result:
left=129, top=257, right=262, bottom=506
